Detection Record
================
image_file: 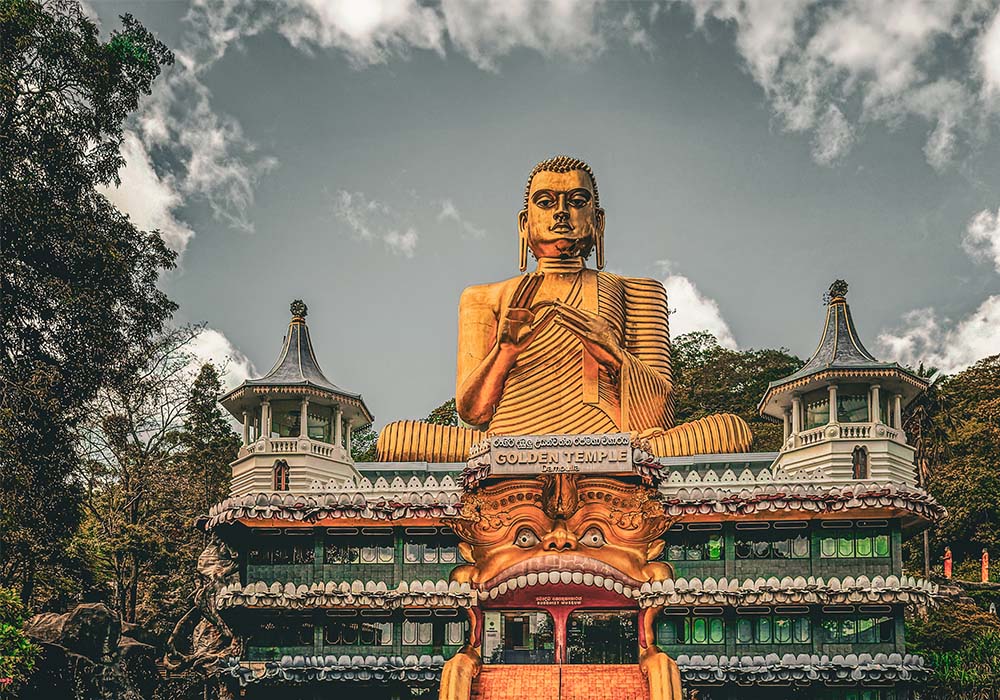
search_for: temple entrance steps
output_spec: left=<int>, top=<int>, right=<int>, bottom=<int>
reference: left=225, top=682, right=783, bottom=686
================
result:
left=471, top=665, right=649, bottom=700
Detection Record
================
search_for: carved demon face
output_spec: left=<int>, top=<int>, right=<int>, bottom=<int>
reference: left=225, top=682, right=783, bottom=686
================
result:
left=449, top=475, right=674, bottom=593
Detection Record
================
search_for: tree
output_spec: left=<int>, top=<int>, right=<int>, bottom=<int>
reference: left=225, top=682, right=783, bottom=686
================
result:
left=351, top=426, right=378, bottom=463
left=0, top=586, right=38, bottom=696
left=902, top=365, right=956, bottom=578
left=923, top=355, right=1000, bottom=568
left=671, top=332, right=803, bottom=452
left=427, top=398, right=458, bottom=426
left=1, top=0, right=175, bottom=606
left=75, top=327, right=200, bottom=625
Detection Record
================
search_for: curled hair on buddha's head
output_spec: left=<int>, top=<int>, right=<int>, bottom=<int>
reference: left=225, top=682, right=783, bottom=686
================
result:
left=522, top=155, right=600, bottom=209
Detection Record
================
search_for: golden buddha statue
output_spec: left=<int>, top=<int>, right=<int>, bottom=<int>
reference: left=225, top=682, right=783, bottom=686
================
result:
left=378, top=156, right=751, bottom=462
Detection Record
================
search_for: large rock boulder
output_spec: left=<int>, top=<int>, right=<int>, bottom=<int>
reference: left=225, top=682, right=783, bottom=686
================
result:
left=22, top=603, right=160, bottom=700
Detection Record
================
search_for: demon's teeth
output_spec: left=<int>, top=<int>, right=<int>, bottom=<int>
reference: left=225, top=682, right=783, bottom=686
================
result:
left=604, top=578, right=615, bottom=591
left=572, top=572, right=584, bottom=585
left=594, top=575, right=605, bottom=587
left=516, top=575, right=528, bottom=588
left=583, top=573, right=594, bottom=586
left=539, top=572, right=550, bottom=585
left=489, top=587, right=499, bottom=599
left=498, top=581, right=509, bottom=595
left=527, top=573, right=538, bottom=586
left=613, top=581, right=624, bottom=594
left=560, top=571, right=572, bottom=585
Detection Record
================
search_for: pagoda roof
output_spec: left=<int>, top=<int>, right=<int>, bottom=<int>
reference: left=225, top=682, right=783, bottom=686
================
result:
left=759, top=281, right=927, bottom=415
left=221, top=301, right=372, bottom=422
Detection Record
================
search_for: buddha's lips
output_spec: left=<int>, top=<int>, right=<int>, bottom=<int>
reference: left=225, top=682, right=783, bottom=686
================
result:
left=479, top=553, right=643, bottom=592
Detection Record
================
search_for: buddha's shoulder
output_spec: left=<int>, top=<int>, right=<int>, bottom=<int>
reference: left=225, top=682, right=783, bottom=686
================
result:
left=459, top=276, right=522, bottom=310
left=596, top=271, right=667, bottom=296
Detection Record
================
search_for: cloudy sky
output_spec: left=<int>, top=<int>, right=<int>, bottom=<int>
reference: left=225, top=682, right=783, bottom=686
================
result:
left=89, top=0, right=1000, bottom=427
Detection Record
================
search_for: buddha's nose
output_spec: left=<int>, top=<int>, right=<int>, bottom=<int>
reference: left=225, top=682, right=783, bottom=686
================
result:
left=554, top=209, right=569, bottom=222
left=542, top=521, right=577, bottom=551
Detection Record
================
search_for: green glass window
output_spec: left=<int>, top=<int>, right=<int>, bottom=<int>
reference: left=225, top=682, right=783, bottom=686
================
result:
left=793, top=618, right=811, bottom=643
left=307, top=404, right=332, bottom=442
left=855, top=535, right=873, bottom=557
left=821, top=616, right=893, bottom=644
left=735, top=533, right=810, bottom=560
left=774, top=618, right=792, bottom=643
left=805, top=396, right=829, bottom=429
left=820, top=526, right=891, bottom=559
left=659, top=617, right=723, bottom=646
left=756, top=617, right=771, bottom=643
left=736, top=619, right=753, bottom=643
left=874, top=534, right=890, bottom=557
left=324, top=538, right=360, bottom=564
left=270, top=400, right=301, bottom=437
left=662, top=530, right=724, bottom=562
left=838, top=393, right=869, bottom=423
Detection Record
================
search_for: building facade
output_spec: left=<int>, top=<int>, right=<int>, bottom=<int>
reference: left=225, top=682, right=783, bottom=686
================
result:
left=198, top=285, right=941, bottom=700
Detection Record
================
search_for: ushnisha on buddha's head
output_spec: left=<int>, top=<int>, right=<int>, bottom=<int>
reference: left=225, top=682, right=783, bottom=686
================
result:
left=518, top=155, right=606, bottom=271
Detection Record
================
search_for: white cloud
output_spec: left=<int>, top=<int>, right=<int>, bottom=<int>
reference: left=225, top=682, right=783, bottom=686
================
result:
left=963, top=207, right=1000, bottom=273
left=811, top=104, right=855, bottom=164
left=657, top=261, right=738, bottom=349
left=877, top=296, right=1000, bottom=374
left=685, top=0, right=1000, bottom=169
left=438, top=199, right=486, bottom=238
left=878, top=203, right=1000, bottom=374
left=188, top=327, right=256, bottom=389
left=278, top=0, right=445, bottom=65
left=440, top=0, right=606, bottom=71
left=333, top=190, right=419, bottom=257
left=98, top=132, right=195, bottom=254
left=979, top=8, right=1000, bottom=96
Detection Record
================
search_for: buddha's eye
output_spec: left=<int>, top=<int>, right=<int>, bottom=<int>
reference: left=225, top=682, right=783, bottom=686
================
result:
left=532, top=192, right=556, bottom=208
left=568, top=191, right=591, bottom=208
left=580, top=526, right=606, bottom=548
left=514, top=527, right=540, bottom=548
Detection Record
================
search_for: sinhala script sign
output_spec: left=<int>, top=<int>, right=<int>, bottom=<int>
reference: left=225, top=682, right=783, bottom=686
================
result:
left=488, top=433, right=633, bottom=475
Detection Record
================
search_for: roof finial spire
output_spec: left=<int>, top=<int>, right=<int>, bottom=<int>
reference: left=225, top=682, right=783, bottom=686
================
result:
left=825, top=280, right=848, bottom=306
left=290, top=299, right=308, bottom=321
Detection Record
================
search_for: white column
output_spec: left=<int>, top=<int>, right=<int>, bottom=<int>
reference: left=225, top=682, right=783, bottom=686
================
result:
left=827, top=385, right=838, bottom=424
left=894, top=395, right=903, bottom=431
left=261, top=400, right=271, bottom=439
left=241, top=411, right=249, bottom=446
left=299, top=398, right=309, bottom=438
left=334, top=405, right=343, bottom=447
left=791, top=395, right=802, bottom=435
left=345, top=419, right=353, bottom=455
left=870, top=385, right=881, bottom=423
left=782, top=409, right=791, bottom=442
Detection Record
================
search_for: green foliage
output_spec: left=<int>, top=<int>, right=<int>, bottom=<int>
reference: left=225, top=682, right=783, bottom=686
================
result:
left=351, top=426, right=378, bottom=462
left=671, top=331, right=802, bottom=452
left=0, top=586, right=38, bottom=694
left=903, top=355, right=1000, bottom=573
left=0, top=0, right=175, bottom=606
left=426, top=398, right=458, bottom=426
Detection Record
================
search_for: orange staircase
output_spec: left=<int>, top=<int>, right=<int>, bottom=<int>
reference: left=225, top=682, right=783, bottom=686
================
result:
left=471, top=665, right=649, bottom=700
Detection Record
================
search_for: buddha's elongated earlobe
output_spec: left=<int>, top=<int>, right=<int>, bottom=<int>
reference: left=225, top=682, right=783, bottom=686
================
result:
left=518, top=209, right=529, bottom=272
left=595, top=207, right=606, bottom=270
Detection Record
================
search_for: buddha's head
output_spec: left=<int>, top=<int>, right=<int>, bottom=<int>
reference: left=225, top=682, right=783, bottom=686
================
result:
left=448, top=475, right=673, bottom=599
left=519, top=156, right=606, bottom=271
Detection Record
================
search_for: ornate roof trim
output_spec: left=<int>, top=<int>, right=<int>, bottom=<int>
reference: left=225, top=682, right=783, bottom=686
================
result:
left=217, top=579, right=475, bottom=610
left=221, top=655, right=445, bottom=686
left=677, top=652, right=929, bottom=685
left=635, top=574, right=937, bottom=608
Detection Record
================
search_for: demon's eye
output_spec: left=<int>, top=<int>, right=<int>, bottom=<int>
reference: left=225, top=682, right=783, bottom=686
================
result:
left=580, top=526, right=606, bottom=548
left=514, top=527, right=540, bottom=548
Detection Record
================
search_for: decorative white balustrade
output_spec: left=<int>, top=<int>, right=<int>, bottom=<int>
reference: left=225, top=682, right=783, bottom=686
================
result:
left=790, top=421, right=904, bottom=450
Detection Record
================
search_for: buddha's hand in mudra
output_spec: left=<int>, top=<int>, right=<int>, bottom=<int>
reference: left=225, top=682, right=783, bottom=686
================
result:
left=552, top=299, right=625, bottom=370
left=498, top=275, right=557, bottom=356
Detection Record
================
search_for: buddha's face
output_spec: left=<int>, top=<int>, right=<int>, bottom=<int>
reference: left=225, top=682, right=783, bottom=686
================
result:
left=450, top=477, right=671, bottom=597
left=520, top=169, right=605, bottom=260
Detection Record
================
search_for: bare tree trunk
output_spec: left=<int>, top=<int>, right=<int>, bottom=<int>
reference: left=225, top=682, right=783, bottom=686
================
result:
left=923, top=530, right=931, bottom=580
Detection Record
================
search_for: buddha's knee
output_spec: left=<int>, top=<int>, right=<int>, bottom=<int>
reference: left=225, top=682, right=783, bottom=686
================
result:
left=376, top=420, right=484, bottom=462
left=643, top=413, right=753, bottom=457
